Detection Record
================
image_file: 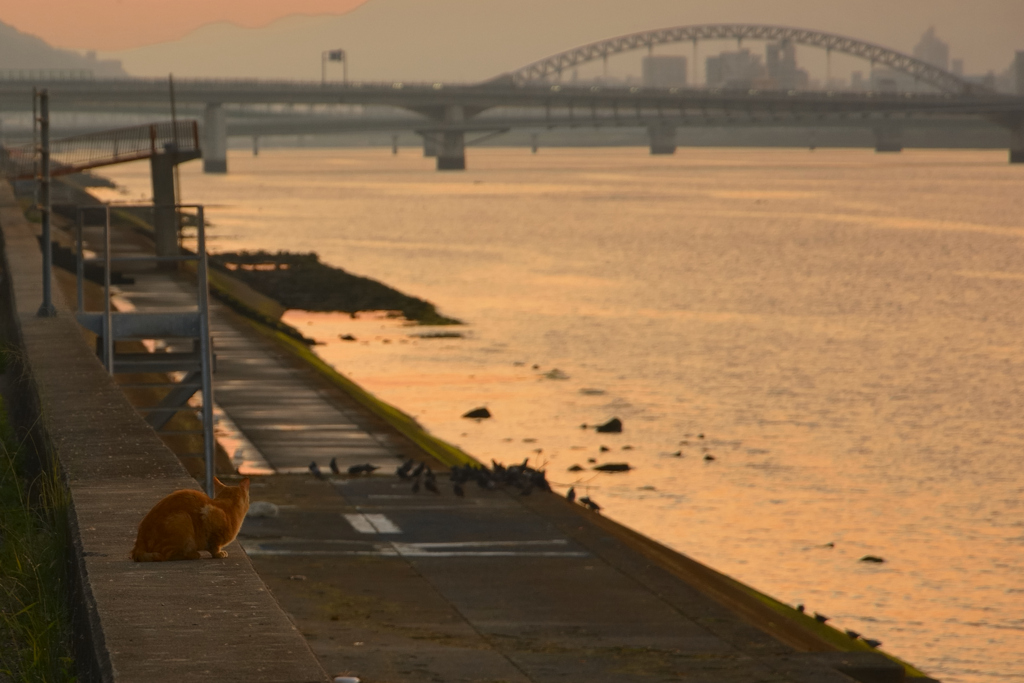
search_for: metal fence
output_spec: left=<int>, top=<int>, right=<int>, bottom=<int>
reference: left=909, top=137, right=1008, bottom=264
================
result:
left=0, top=120, right=200, bottom=180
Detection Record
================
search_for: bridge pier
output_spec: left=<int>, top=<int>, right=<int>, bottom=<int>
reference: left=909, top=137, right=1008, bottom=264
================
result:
left=1009, top=120, right=1024, bottom=164
left=150, top=151, right=180, bottom=262
left=203, top=103, right=228, bottom=173
left=437, top=132, right=466, bottom=170
left=422, top=133, right=438, bottom=158
left=648, top=123, right=677, bottom=155
left=873, top=122, right=903, bottom=153
left=437, top=106, right=467, bottom=170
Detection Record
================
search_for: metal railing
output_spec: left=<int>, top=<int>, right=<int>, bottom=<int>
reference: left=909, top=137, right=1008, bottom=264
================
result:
left=73, top=203, right=216, bottom=495
left=1, top=120, right=199, bottom=180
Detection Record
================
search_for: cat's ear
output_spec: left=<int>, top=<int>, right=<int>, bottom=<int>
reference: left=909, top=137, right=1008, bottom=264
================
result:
left=240, top=478, right=250, bottom=493
left=213, top=477, right=226, bottom=495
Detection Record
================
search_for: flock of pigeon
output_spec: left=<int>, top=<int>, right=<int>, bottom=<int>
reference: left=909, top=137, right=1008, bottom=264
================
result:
left=308, top=458, right=380, bottom=479
left=307, top=456, right=605, bottom=512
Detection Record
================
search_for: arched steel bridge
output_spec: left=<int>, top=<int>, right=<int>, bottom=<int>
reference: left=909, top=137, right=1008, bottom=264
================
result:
left=504, top=24, right=984, bottom=95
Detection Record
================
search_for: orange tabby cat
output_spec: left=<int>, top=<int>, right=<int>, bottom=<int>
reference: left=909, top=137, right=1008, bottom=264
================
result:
left=131, top=478, right=250, bottom=562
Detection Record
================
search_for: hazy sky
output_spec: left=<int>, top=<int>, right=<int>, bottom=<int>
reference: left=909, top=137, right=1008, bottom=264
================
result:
left=7, top=0, right=1022, bottom=82
left=3, top=0, right=365, bottom=50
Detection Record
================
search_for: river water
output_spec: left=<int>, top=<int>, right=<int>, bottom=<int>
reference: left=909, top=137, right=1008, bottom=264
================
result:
left=97, top=147, right=1024, bottom=682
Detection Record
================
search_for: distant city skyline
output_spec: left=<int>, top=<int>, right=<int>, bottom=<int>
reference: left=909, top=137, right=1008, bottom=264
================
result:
left=2, top=0, right=1020, bottom=84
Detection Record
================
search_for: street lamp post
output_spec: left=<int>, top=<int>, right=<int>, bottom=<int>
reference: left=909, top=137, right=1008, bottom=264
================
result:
left=322, top=49, right=347, bottom=85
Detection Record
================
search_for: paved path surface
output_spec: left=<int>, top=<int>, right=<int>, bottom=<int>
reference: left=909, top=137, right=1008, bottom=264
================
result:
left=94, top=228, right=901, bottom=683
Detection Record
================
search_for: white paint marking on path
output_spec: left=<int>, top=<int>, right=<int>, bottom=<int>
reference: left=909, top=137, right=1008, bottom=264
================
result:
left=241, top=537, right=588, bottom=558
left=364, top=514, right=401, bottom=534
left=344, top=514, right=377, bottom=534
left=344, top=513, right=402, bottom=534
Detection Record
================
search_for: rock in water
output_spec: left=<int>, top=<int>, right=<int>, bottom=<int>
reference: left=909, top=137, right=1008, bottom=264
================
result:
left=859, top=555, right=886, bottom=563
left=595, top=417, right=622, bottom=433
left=462, top=407, right=492, bottom=419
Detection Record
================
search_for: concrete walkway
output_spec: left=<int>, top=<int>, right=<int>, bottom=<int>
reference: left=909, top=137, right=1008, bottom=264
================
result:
left=113, top=269, right=406, bottom=475
left=0, top=183, right=329, bottom=683
left=99, top=228, right=908, bottom=682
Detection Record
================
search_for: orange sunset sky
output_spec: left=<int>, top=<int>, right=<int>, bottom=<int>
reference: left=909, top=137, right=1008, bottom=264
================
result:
left=3, top=0, right=367, bottom=50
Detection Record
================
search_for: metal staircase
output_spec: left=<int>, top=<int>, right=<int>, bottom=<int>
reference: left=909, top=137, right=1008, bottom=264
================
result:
left=72, top=203, right=217, bottom=495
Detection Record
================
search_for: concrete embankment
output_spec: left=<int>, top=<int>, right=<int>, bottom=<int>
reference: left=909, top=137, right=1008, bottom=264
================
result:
left=0, top=175, right=937, bottom=683
left=0, top=181, right=328, bottom=682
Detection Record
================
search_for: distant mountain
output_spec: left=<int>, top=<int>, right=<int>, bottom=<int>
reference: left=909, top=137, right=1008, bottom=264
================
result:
left=0, top=19, right=127, bottom=77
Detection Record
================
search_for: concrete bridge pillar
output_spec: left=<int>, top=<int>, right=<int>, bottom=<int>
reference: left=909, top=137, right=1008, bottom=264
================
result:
left=422, top=133, right=438, bottom=158
left=437, top=106, right=466, bottom=171
left=648, top=123, right=677, bottom=155
left=203, top=103, right=228, bottom=173
left=150, top=151, right=179, bottom=261
left=1009, top=119, right=1024, bottom=164
left=873, top=122, right=903, bottom=153
left=438, top=132, right=466, bottom=170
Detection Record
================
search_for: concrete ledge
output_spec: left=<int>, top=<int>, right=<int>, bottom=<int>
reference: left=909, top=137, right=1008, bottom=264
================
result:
left=0, top=182, right=327, bottom=683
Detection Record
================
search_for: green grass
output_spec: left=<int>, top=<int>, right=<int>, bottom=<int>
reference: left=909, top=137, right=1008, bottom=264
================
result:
left=0, top=393, right=77, bottom=682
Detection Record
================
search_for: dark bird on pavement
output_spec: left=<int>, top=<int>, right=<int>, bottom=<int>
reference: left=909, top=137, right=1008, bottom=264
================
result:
left=424, top=477, right=439, bottom=494
left=411, top=477, right=421, bottom=493
left=453, top=482, right=465, bottom=497
left=579, top=496, right=601, bottom=511
left=396, top=459, right=415, bottom=479
left=329, top=457, right=341, bottom=475
left=845, top=629, right=861, bottom=640
left=411, top=461, right=426, bottom=478
left=594, top=462, right=631, bottom=472
left=566, top=487, right=576, bottom=502
left=349, top=463, right=380, bottom=475
left=863, top=639, right=882, bottom=648
left=308, top=461, right=325, bottom=479
left=814, top=613, right=829, bottom=623
left=796, top=604, right=805, bottom=613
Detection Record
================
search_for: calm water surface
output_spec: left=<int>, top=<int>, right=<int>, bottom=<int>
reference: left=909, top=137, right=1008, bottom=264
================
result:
left=100, top=147, right=1024, bottom=682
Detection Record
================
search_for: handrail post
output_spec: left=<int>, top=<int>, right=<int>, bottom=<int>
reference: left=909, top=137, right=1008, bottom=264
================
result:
left=195, top=206, right=216, bottom=497
left=75, top=207, right=84, bottom=313
left=103, top=206, right=113, bottom=374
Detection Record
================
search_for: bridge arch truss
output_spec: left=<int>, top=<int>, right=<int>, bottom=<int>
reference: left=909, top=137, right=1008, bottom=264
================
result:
left=506, top=24, right=983, bottom=95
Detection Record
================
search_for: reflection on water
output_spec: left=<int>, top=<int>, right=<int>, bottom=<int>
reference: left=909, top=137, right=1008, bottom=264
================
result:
left=98, top=147, right=1024, bottom=682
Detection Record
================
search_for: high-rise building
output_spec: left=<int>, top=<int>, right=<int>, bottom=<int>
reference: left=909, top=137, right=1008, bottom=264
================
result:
left=766, top=41, right=809, bottom=90
left=642, top=55, right=688, bottom=88
left=913, top=26, right=950, bottom=71
left=705, top=49, right=765, bottom=88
